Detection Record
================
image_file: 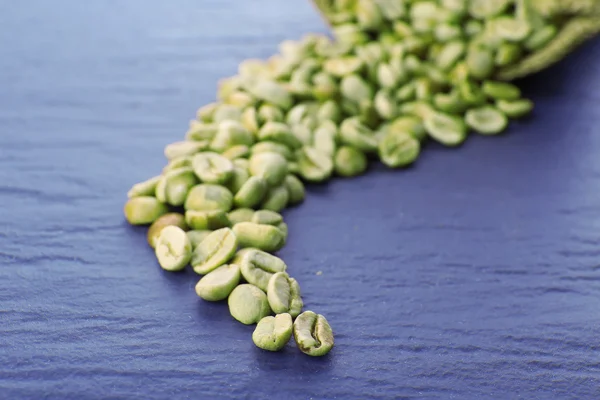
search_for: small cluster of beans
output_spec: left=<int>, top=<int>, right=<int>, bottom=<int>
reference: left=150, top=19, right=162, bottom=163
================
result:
left=123, top=0, right=566, bottom=355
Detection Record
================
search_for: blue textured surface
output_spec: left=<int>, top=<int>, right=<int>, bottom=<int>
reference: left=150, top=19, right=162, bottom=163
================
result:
left=1, top=1, right=600, bottom=399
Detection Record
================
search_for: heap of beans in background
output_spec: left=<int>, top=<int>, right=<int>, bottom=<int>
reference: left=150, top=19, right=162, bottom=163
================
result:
left=123, top=0, right=600, bottom=356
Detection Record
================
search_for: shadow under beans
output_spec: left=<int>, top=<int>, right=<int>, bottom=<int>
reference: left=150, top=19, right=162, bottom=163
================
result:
left=253, top=340, right=335, bottom=373
left=514, top=37, right=600, bottom=98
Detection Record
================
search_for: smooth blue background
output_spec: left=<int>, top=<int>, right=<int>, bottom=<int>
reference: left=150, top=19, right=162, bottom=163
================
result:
left=1, top=1, right=600, bottom=399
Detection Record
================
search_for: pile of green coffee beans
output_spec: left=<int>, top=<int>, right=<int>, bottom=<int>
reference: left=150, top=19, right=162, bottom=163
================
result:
left=123, top=0, right=575, bottom=356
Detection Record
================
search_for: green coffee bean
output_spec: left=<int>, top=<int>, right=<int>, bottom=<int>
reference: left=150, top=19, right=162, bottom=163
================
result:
left=251, top=141, right=294, bottom=160
left=424, top=64, right=449, bottom=86
left=396, top=82, right=416, bottom=102
left=195, top=264, right=241, bottom=301
left=288, top=161, right=299, bottom=175
left=267, top=272, right=303, bottom=317
left=210, top=120, right=254, bottom=153
left=164, top=141, right=208, bottom=161
left=227, top=208, right=256, bottom=225
left=296, top=147, right=334, bottom=183
left=147, top=213, right=188, bottom=248
left=469, top=0, right=510, bottom=19
left=248, top=152, right=288, bottom=187
left=374, top=90, right=398, bottom=120
left=234, top=176, right=268, bottom=209
left=127, top=176, right=161, bottom=198
left=197, top=102, right=219, bottom=123
left=241, top=107, right=260, bottom=134
left=433, top=91, right=468, bottom=114
left=410, top=2, right=439, bottom=33
left=450, top=61, right=469, bottom=83
left=258, top=122, right=302, bottom=149
left=492, top=16, right=531, bottom=42
left=239, top=248, right=287, bottom=291
left=233, top=222, right=286, bottom=253
left=340, top=74, right=374, bottom=105
left=185, top=209, right=231, bottom=231
left=375, top=63, right=400, bottom=89
left=225, top=166, right=250, bottom=195
left=184, top=184, right=233, bottom=212
left=312, top=124, right=337, bottom=158
left=312, top=73, right=339, bottom=102
left=437, top=40, right=466, bottom=71
left=323, top=56, right=364, bottom=77
left=465, top=106, right=508, bottom=135
left=378, top=130, right=420, bottom=168
left=334, top=146, right=368, bottom=177
left=162, top=156, right=192, bottom=174
left=464, top=20, right=482, bottom=37
left=221, top=145, right=250, bottom=160
left=191, top=152, right=234, bottom=185
left=415, top=77, right=435, bottom=101
left=283, top=175, right=305, bottom=205
left=398, top=101, right=435, bottom=119
left=213, top=104, right=243, bottom=123
left=482, top=81, right=521, bottom=100
left=388, top=116, right=427, bottom=142
left=332, top=23, right=370, bottom=46
left=316, top=100, right=342, bottom=124
left=434, top=23, right=462, bottom=42
left=459, top=80, right=487, bottom=105
left=525, top=25, right=557, bottom=51
left=293, top=311, right=334, bottom=357
left=291, top=124, right=313, bottom=147
left=228, top=284, right=271, bottom=325
left=257, top=104, right=285, bottom=125
left=423, top=111, right=468, bottom=147
left=261, top=185, right=289, bottom=213
left=496, top=99, right=534, bottom=118
left=233, top=158, right=249, bottom=170
left=392, top=20, right=414, bottom=38
left=216, top=76, right=241, bottom=100
left=155, top=167, right=198, bottom=206
left=356, top=0, right=384, bottom=30
left=186, top=121, right=218, bottom=142
left=225, top=91, right=256, bottom=108
left=186, top=229, right=213, bottom=248
left=339, top=117, right=378, bottom=152
left=246, top=79, right=293, bottom=110
left=155, top=226, right=192, bottom=272
left=466, top=44, right=494, bottom=80
left=191, top=227, right=237, bottom=275
left=495, top=42, right=522, bottom=67
left=286, top=104, right=310, bottom=126
left=252, top=313, right=293, bottom=351
left=238, top=58, right=269, bottom=77
left=252, top=210, right=283, bottom=226
left=375, top=0, right=406, bottom=19
left=124, top=196, right=169, bottom=225
left=289, top=84, right=313, bottom=102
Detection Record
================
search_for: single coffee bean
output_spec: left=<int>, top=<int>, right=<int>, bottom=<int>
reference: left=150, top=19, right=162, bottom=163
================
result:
left=239, top=249, right=287, bottom=291
left=252, top=313, right=293, bottom=351
left=228, top=284, right=272, bottom=325
left=155, top=226, right=192, bottom=272
left=147, top=213, right=188, bottom=248
left=267, top=272, right=303, bottom=318
left=232, top=222, right=286, bottom=253
left=191, top=227, right=238, bottom=275
left=293, top=311, right=334, bottom=357
left=195, top=264, right=241, bottom=301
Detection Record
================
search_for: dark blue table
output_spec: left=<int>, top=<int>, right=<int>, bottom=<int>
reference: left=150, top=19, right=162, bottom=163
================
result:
left=2, top=1, right=600, bottom=399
